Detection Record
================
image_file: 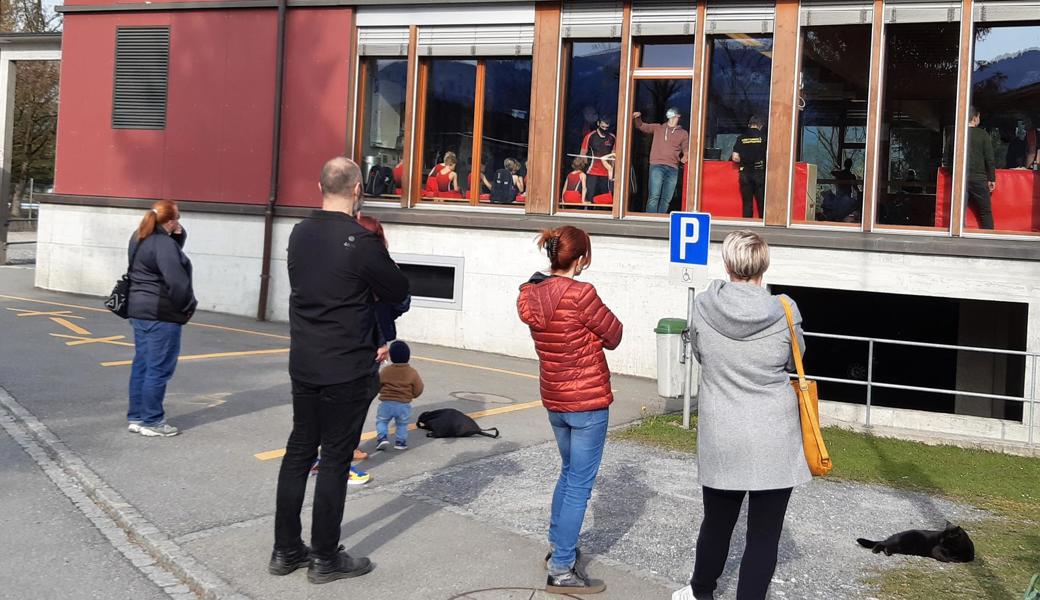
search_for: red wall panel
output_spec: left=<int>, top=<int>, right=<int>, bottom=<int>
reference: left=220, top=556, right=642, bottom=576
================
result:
left=54, top=10, right=277, bottom=204
left=276, top=8, right=353, bottom=208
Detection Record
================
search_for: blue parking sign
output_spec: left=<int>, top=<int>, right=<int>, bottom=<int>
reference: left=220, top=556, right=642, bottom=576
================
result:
left=669, top=212, right=711, bottom=266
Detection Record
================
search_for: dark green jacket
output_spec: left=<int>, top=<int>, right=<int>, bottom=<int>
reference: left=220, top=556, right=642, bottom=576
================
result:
left=967, top=127, right=996, bottom=183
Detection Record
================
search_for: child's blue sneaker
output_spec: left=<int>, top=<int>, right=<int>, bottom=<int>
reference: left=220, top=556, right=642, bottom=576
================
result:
left=394, top=440, right=408, bottom=451
left=376, top=436, right=389, bottom=451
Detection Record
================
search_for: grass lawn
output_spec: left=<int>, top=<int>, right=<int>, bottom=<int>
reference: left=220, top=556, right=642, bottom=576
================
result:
left=613, top=414, right=1040, bottom=600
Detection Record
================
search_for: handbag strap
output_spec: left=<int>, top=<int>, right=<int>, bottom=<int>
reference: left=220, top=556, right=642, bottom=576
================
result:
left=780, top=296, right=809, bottom=395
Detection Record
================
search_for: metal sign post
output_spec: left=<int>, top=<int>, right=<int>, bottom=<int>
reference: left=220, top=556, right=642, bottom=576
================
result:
left=668, top=211, right=711, bottom=430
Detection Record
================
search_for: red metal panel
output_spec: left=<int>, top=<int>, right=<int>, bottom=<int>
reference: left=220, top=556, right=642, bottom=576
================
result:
left=54, top=11, right=277, bottom=204
left=276, top=8, right=353, bottom=208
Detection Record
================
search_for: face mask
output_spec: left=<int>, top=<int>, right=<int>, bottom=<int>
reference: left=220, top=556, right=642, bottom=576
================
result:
left=598, top=123, right=609, bottom=131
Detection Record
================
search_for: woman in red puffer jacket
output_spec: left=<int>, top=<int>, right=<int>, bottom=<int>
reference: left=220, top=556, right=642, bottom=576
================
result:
left=517, top=225, right=622, bottom=596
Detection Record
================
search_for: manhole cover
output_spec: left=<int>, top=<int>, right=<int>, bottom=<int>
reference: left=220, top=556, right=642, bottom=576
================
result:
left=450, top=391, right=516, bottom=405
left=449, top=587, right=583, bottom=600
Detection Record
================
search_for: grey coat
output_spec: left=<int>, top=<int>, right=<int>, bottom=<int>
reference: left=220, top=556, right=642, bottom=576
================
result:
left=692, top=279, right=812, bottom=491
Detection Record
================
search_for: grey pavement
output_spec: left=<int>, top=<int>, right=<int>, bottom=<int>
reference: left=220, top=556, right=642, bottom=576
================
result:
left=0, top=265, right=990, bottom=599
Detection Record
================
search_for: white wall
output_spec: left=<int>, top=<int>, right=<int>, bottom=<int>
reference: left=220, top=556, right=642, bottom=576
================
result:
left=37, top=204, right=1040, bottom=384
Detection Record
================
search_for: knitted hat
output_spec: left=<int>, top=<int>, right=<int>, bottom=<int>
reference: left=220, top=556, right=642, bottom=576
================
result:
left=389, top=340, right=410, bottom=364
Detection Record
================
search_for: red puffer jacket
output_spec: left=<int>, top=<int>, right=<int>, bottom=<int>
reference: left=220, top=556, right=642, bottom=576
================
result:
left=517, top=273, right=623, bottom=412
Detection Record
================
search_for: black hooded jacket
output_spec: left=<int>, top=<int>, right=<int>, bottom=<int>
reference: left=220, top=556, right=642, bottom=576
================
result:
left=127, top=227, right=197, bottom=324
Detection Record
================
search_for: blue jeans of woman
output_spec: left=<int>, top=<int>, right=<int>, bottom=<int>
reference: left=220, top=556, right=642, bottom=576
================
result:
left=547, top=408, right=609, bottom=575
left=128, top=319, right=183, bottom=426
left=646, top=164, right=679, bottom=213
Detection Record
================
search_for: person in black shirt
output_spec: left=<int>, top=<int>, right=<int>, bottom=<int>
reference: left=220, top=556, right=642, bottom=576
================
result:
left=966, top=106, right=996, bottom=230
left=732, top=115, right=767, bottom=219
left=271, top=157, right=409, bottom=584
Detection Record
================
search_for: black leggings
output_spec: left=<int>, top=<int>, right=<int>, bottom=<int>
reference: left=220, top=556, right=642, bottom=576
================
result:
left=690, top=486, right=793, bottom=600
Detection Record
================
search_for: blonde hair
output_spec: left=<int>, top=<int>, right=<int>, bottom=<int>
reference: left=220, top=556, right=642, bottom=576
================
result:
left=721, top=230, right=769, bottom=280
left=443, top=152, right=458, bottom=167
left=504, top=157, right=520, bottom=173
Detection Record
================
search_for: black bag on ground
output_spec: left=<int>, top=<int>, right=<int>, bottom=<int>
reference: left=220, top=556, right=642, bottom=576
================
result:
left=417, top=408, right=500, bottom=439
left=105, top=241, right=140, bottom=319
left=365, top=165, right=393, bottom=196
left=490, top=168, right=517, bottom=204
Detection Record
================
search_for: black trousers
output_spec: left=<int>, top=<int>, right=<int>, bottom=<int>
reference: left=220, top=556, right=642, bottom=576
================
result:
left=966, top=179, right=994, bottom=230
left=274, top=374, right=378, bottom=558
left=586, top=174, right=612, bottom=200
left=739, top=170, right=765, bottom=219
left=690, top=486, right=793, bottom=600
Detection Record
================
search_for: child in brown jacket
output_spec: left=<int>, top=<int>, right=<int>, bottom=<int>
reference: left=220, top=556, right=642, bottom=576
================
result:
left=376, top=341, right=424, bottom=450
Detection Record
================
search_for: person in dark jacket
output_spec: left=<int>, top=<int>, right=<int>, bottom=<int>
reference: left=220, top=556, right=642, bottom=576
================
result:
left=126, top=199, right=197, bottom=438
left=732, top=115, right=768, bottom=219
left=270, top=157, right=409, bottom=585
left=966, top=106, right=996, bottom=230
left=517, top=225, right=623, bottom=596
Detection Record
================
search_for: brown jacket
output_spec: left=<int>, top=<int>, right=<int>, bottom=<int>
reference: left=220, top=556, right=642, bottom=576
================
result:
left=379, top=364, right=424, bottom=403
left=634, top=117, right=689, bottom=168
left=517, top=273, right=623, bottom=413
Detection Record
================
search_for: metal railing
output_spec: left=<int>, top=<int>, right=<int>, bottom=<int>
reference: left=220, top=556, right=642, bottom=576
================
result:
left=800, top=331, right=1039, bottom=447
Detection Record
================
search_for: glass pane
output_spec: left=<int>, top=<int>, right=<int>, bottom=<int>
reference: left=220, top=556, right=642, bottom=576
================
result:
left=639, top=41, right=695, bottom=68
left=700, top=34, right=773, bottom=221
left=795, top=25, right=871, bottom=225
left=421, top=59, right=477, bottom=203
left=359, top=58, right=407, bottom=199
left=875, top=23, right=959, bottom=230
left=479, top=58, right=532, bottom=206
left=628, top=79, right=693, bottom=214
left=968, top=22, right=1040, bottom=234
left=558, top=42, right=621, bottom=211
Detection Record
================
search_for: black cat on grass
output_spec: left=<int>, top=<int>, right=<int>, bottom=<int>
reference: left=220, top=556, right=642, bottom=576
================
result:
left=857, top=522, right=975, bottom=563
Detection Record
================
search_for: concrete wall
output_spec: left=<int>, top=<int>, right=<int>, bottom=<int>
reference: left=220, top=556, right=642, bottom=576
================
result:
left=36, top=204, right=1040, bottom=440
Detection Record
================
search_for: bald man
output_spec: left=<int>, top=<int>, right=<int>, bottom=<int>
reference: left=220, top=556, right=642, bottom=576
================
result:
left=271, top=156, right=409, bottom=584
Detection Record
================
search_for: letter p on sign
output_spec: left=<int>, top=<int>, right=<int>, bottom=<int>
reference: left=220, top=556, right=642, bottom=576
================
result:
left=669, top=212, right=711, bottom=267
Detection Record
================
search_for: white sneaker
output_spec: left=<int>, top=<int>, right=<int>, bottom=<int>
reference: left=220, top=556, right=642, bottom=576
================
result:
left=139, top=423, right=179, bottom=437
left=672, top=586, right=695, bottom=600
left=128, top=422, right=142, bottom=433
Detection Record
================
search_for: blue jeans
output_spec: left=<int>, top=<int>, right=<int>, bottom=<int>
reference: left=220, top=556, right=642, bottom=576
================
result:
left=547, top=408, right=609, bottom=574
left=646, top=164, right=679, bottom=213
left=128, top=319, right=182, bottom=426
left=376, top=400, right=411, bottom=443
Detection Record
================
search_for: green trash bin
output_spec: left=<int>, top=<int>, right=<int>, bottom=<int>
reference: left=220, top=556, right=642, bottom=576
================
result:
left=655, top=318, right=688, bottom=398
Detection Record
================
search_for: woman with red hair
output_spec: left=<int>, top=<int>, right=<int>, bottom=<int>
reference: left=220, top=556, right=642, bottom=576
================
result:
left=517, top=225, right=623, bottom=595
left=126, top=200, right=197, bottom=437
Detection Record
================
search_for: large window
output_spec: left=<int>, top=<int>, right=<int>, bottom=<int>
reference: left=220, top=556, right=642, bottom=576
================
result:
left=627, top=38, right=694, bottom=215
left=700, top=34, right=774, bottom=222
left=967, top=20, right=1040, bottom=235
left=557, top=42, right=621, bottom=212
left=875, top=22, right=960, bottom=231
left=795, top=25, right=872, bottom=226
left=358, top=58, right=408, bottom=199
left=418, top=58, right=531, bottom=206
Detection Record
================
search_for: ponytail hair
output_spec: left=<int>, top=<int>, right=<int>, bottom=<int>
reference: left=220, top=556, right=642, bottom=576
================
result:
left=536, top=225, right=592, bottom=273
left=137, top=200, right=179, bottom=242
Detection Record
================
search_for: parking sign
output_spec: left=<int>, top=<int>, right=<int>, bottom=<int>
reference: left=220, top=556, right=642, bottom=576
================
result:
left=669, top=212, right=711, bottom=285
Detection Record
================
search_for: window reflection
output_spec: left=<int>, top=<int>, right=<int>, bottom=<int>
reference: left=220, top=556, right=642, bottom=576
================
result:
left=967, top=22, right=1040, bottom=234
left=876, top=23, right=959, bottom=229
left=359, top=58, right=407, bottom=199
left=558, top=42, right=620, bottom=211
left=628, top=79, right=692, bottom=214
left=421, top=60, right=476, bottom=202
left=639, top=40, right=695, bottom=68
left=480, top=59, right=532, bottom=205
left=701, top=34, right=773, bottom=221
left=795, top=25, right=871, bottom=225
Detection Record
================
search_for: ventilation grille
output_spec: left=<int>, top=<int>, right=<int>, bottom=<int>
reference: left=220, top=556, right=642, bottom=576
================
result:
left=113, top=27, right=170, bottom=130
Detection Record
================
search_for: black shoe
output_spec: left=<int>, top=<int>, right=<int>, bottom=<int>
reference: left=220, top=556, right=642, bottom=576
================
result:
left=268, top=544, right=311, bottom=576
left=546, top=567, right=606, bottom=595
left=307, top=545, right=374, bottom=584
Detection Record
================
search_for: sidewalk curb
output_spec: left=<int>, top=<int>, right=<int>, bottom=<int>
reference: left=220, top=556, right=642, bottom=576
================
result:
left=0, top=386, right=250, bottom=600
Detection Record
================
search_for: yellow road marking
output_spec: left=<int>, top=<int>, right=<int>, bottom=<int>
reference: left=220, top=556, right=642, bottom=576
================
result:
left=0, top=294, right=108, bottom=313
left=100, top=347, right=290, bottom=367
left=51, top=333, right=135, bottom=347
left=412, top=355, right=538, bottom=380
left=253, top=399, right=544, bottom=461
left=7, top=308, right=85, bottom=319
left=188, top=322, right=290, bottom=340
left=50, top=317, right=91, bottom=335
